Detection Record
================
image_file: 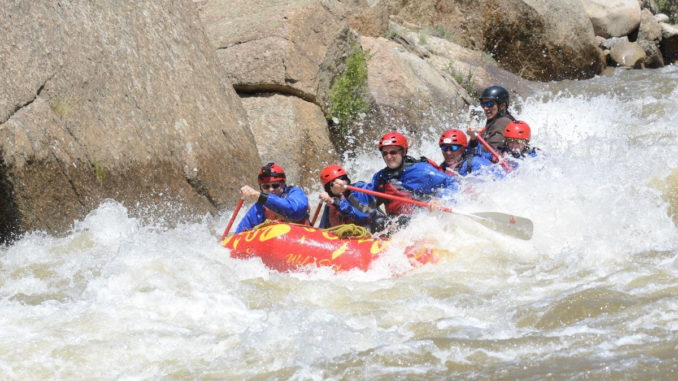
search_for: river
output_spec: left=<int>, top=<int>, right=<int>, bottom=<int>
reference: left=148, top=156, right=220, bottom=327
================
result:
left=1, top=66, right=677, bottom=379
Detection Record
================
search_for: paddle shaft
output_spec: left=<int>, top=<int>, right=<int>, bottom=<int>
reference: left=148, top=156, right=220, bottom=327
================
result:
left=345, top=185, right=452, bottom=213
left=346, top=184, right=533, bottom=240
left=475, top=133, right=512, bottom=172
left=220, top=198, right=244, bottom=241
left=310, top=201, right=323, bottom=226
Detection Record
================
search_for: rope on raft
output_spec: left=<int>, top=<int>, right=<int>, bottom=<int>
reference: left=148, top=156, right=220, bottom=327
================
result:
left=252, top=220, right=372, bottom=239
left=325, top=223, right=371, bottom=239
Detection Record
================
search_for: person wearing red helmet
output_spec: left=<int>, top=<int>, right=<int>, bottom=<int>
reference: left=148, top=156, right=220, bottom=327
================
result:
left=438, top=129, right=501, bottom=177
left=500, top=120, right=539, bottom=160
left=234, top=162, right=310, bottom=233
left=467, top=85, right=516, bottom=161
left=317, top=164, right=377, bottom=228
left=368, top=131, right=459, bottom=224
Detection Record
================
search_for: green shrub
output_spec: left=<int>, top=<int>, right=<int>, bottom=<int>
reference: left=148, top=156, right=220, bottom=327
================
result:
left=328, top=47, right=371, bottom=133
left=657, top=0, right=678, bottom=23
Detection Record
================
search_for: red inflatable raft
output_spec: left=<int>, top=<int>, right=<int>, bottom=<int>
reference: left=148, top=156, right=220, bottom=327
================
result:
left=221, top=222, right=437, bottom=272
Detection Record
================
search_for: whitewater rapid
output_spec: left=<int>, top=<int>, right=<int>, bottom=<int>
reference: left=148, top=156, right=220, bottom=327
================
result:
left=1, top=66, right=677, bottom=379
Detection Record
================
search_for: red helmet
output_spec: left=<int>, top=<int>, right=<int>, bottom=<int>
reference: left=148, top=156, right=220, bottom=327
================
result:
left=319, top=164, right=348, bottom=186
left=379, top=132, right=408, bottom=152
left=504, top=121, right=531, bottom=141
left=439, top=129, right=468, bottom=148
left=258, top=162, right=286, bottom=184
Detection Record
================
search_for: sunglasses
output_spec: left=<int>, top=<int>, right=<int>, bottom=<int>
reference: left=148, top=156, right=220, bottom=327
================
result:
left=505, top=138, right=525, bottom=144
left=381, top=149, right=403, bottom=157
left=261, top=183, right=283, bottom=190
left=441, top=145, right=462, bottom=152
left=480, top=100, right=496, bottom=108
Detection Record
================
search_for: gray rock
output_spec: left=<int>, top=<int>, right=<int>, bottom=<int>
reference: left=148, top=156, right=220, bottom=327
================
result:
left=655, top=14, right=670, bottom=23
left=582, top=0, right=642, bottom=38
left=637, top=9, right=664, bottom=67
left=0, top=0, right=260, bottom=238
left=601, top=36, right=630, bottom=50
left=198, top=0, right=357, bottom=114
left=241, top=94, right=340, bottom=192
left=381, top=0, right=605, bottom=81
left=609, top=40, right=647, bottom=67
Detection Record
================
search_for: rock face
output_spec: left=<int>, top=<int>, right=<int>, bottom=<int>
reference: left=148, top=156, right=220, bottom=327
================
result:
left=198, top=0, right=357, bottom=113
left=197, top=0, right=354, bottom=191
left=582, top=0, right=642, bottom=38
left=383, top=0, right=605, bottom=81
left=357, top=36, right=472, bottom=149
left=0, top=1, right=260, bottom=239
left=387, top=23, right=535, bottom=100
left=241, top=94, right=339, bottom=191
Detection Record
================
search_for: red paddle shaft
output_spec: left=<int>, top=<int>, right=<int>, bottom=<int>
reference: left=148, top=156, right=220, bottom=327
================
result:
left=220, top=198, right=244, bottom=241
left=310, top=201, right=323, bottom=226
left=475, top=133, right=512, bottom=172
left=345, top=185, right=453, bottom=213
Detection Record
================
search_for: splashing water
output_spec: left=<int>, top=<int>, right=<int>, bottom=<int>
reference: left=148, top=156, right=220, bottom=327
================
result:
left=1, top=67, right=677, bottom=379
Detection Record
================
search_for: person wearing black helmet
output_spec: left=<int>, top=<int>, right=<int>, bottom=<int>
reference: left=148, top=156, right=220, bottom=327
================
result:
left=467, top=85, right=516, bottom=161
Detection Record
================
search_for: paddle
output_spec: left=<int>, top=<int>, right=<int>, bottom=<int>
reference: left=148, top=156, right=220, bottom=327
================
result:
left=346, top=185, right=533, bottom=240
left=220, top=197, right=244, bottom=241
left=310, top=201, right=323, bottom=226
left=475, top=133, right=512, bottom=172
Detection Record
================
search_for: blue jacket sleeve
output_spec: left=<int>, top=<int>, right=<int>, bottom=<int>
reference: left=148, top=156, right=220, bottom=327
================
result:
left=264, top=186, right=309, bottom=221
left=234, top=203, right=265, bottom=234
left=402, top=162, right=460, bottom=198
left=337, top=182, right=373, bottom=224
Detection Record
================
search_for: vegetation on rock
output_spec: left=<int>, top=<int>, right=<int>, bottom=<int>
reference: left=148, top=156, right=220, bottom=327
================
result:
left=328, top=46, right=371, bottom=133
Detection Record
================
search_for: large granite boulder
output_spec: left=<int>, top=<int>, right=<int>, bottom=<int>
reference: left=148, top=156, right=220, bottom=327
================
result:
left=355, top=36, right=472, bottom=150
left=0, top=1, right=260, bottom=239
left=582, top=0, right=642, bottom=38
left=241, top=94, right=339, bottom=192
left=382, top=0, right=605, bottom=81
left=197, top=0, right=357, bottom=113
left=387, top=22, right=535, bottom=101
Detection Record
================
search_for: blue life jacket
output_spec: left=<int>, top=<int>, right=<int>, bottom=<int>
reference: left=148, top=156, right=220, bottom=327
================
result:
left=234, top=185, right=309, bottom=234
left=369, top=156, right=459, bottom=215
left=318, top=181, right=374, bottom=228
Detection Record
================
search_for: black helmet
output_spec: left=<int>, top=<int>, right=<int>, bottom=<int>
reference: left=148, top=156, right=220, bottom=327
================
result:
left=480, top=86, right=509, bottom=106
